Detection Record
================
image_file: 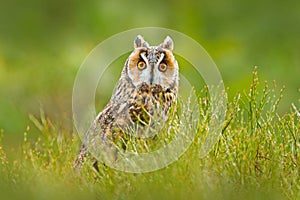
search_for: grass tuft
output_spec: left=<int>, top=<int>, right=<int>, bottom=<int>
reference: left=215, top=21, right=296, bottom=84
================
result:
left=0, top=68, right=299, bottom=200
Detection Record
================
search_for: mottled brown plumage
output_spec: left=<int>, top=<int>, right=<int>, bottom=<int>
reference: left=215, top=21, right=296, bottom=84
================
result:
left=74, top=35, right=179, bottom=170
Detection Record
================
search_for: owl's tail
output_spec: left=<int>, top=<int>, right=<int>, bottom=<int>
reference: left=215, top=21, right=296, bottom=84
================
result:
left=73, top=144, right=100, bottom=173
left=73, top=144, right=88, bottom=171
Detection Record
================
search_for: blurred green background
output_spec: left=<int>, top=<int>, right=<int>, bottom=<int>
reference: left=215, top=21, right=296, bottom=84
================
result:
left=0, top=0, right=299, bottom=145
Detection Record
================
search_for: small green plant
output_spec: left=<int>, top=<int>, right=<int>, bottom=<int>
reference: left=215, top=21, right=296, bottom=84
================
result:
left=0, top=68, right=299, bottom=200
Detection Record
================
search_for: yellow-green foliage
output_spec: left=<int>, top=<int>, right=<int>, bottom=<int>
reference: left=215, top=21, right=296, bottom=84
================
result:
left=0, top=70, right=299, bottom=200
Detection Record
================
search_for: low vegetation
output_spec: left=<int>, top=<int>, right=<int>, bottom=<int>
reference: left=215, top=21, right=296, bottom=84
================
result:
left=0, top=69, right=299, bottom=200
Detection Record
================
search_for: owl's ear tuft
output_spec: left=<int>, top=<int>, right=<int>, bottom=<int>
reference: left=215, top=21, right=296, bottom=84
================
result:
left=134, top=35, right=149, bottom=48
left=160, top=36, right=173, bottom=51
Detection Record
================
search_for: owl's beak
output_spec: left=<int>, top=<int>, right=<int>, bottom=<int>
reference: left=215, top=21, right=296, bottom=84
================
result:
left=149, top=62, right=155, bottom=85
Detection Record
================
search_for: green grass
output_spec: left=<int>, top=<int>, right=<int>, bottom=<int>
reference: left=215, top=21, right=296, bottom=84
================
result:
left=0, top=69, right=299, bottom=200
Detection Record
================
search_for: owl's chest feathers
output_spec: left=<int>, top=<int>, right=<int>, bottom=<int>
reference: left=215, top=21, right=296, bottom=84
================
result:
left=106, top=78, right=177, bottom=129
left=128, top=83, right=177, bottom=126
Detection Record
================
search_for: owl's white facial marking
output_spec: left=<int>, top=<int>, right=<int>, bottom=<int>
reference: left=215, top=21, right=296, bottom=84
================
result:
left=127, top=35, right=178, bottom=90
left=140, top=52, right=149, bottom=66
left=156, top=53, right=165, bottom=65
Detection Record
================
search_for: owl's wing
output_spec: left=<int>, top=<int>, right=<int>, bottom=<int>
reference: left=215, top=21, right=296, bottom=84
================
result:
left=73, top=103, right=114, bottom=171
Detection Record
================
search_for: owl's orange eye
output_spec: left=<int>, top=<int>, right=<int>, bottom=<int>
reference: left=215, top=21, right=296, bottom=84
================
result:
left=137, top=61, right=146, bottom=70
left=158, top=62, right=167, bottom=72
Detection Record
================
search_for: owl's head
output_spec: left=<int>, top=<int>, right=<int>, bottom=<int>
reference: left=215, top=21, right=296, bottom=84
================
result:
left=125, top=35, right=178, bottom=89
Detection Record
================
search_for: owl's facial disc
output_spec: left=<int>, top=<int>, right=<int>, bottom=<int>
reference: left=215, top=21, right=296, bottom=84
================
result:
left=127, top=35, right=178, bottom=89
left=140, top=51, right=166, bottom=85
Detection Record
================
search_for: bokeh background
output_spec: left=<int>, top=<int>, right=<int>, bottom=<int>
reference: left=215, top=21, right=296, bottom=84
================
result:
left=0, top=0, right=299, bottom=146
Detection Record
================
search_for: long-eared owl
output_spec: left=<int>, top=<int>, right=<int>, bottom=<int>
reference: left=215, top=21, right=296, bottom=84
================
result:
left=74, top=35, right=179, bottom=170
